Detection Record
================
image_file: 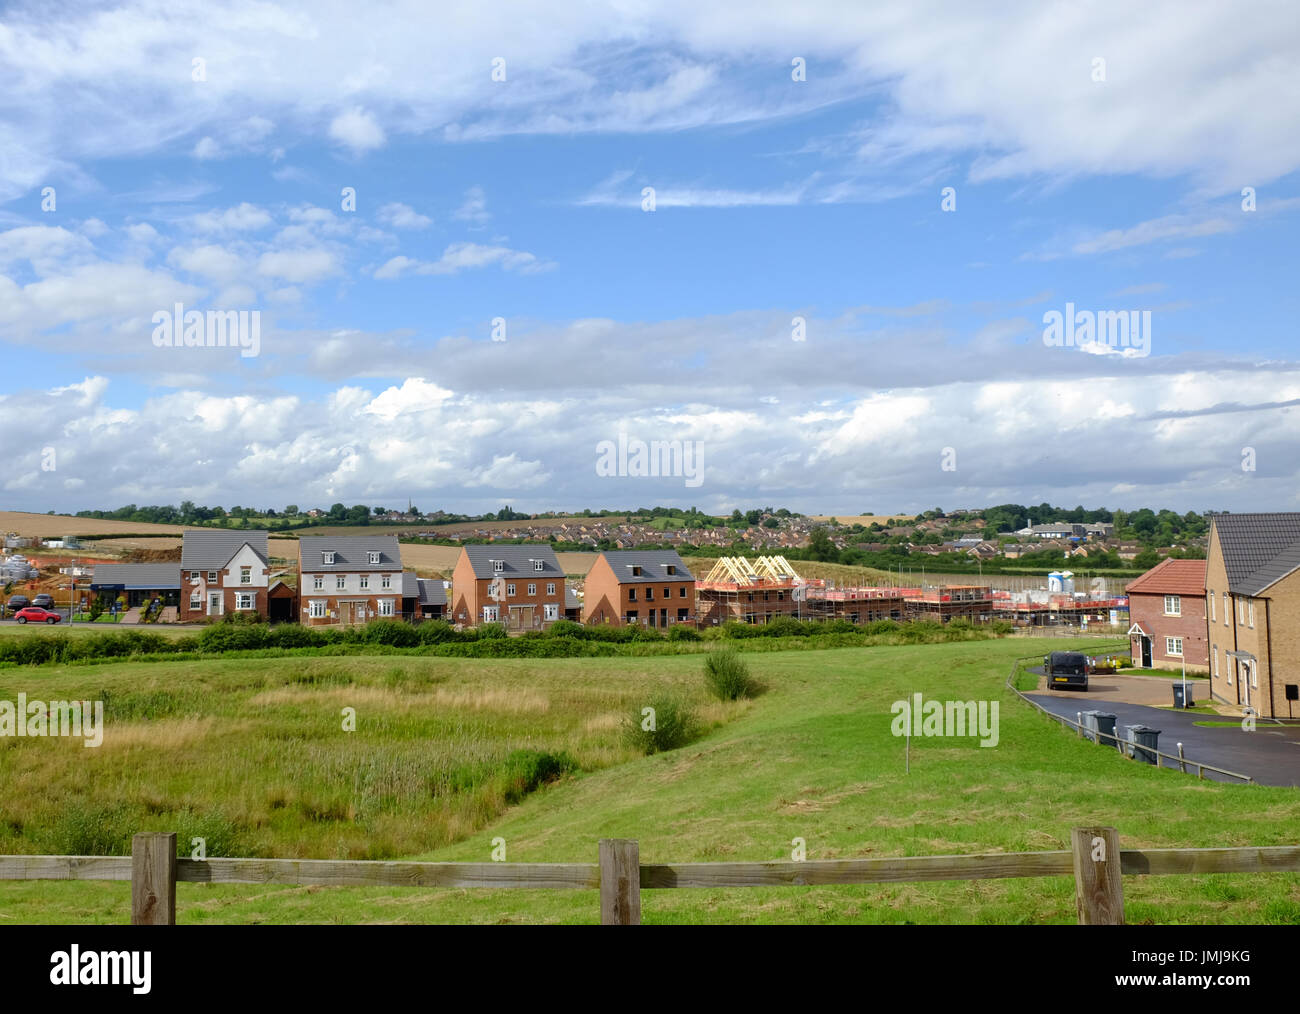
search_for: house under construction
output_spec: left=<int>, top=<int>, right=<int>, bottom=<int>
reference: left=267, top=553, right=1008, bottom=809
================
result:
left=696, top=555, right=804, bottom=625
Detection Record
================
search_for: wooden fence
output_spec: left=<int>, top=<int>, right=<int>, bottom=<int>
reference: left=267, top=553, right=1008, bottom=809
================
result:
left=2, top=829, right=1298, bottom=925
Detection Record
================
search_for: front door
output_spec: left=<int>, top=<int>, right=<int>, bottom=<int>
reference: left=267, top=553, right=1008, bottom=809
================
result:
left=1241, top=661, right=1251, bottom=711
left=208, top=591, right=222, bottom=616
left=1141, top=636, right=1152, bottom=667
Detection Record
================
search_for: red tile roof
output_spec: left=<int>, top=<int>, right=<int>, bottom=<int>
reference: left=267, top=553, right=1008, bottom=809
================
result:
left=1125, top=558, right=1206, bottom=595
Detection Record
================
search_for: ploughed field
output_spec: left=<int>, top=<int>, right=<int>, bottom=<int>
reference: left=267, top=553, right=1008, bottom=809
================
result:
left=1, top=638, right=1297, bottom=924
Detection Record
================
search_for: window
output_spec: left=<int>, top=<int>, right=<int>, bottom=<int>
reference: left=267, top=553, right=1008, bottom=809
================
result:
left=1163, top=595, right=1181, bottom=616
left=1208, top=591, right=1215, bottom=621
left=1223, top=593, right=1229, bottom=625
left=313, top=575, right=323, bottom=591
left=1238, top=597, right=1246, bottom=624
left=628, top=588, right=637, bottom=601
left=381, top=574, right=391, bottom=590
left=1251, top=664, right=1258, bottom=688
left=546, top=583, right=555, bottom=595
left=360, top=575, right=369, bottom=590
left=336, top=575, right=346, bottom=590
left=1248, top=600, right=1255, bottom=628
left=207, top=571, right=218, bottom=583
left=630, top=565, right=642, bottom=577
left=646, top=587, right=654, bottom=601
left=236, top=592, right=254, bottom=610
left=189, top=571, right=199, bottom=581
left=506, top=583, right=516, bottom=597
left=527, top=583, right=536, bottom=596
left=322, top=552, right=335, bottom=565
left=309, top=600, right=327, bottom=618
left=534, top=560, right=544, bottom=572
left=625, top=610, right=639, bottom=622
left=368, top=552, right=380, bottom=565
left=378, top=599, right=394, bottom=617
left=482, top=605, right=498, bottom=622
left=663, top=587, right=670, bottom=600
left=1227, top=661, right=1233, bottom=685
left=680, top=586, right=687, bottom=598
left=190, top=592, right=201, bottom=609
left=544, top=603, right=559, bottom=621
left=1166, top=636, right=1183, bottom=657
left=678, top=607, right=689, bottom=621
left=665, top=564, right=676, bottom=575
left=240, top=566, right=251, bottom=585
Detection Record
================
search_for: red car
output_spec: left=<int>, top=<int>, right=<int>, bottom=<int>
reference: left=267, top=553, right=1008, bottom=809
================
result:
left=14, top=607, right=61, bottom=624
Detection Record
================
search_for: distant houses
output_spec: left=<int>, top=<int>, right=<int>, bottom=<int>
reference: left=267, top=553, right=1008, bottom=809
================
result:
left=583, top=550, right=696, bottom=627
left=298, top=535, right=402, bottom=624
left=450, top=545, right=566, bottom=630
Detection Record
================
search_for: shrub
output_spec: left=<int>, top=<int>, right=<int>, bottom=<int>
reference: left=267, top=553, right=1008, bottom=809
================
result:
left=499, top=749, right=579, bottom=803
left=703, top=647, right=756, bottom=701
left=720, top=620, right=761, bottom=639
left=622, top=693, right=700, bottom=754
left=477, top=622, right=507, bottom=640
left=547, top=618, right=585, bottom=638
left=416, top=619, right=457, bottom=644
left=668, top=624, right=701, bottom=641
left=362, top=619, right=420, bottom=647
left=197, top=623, right=269, bottom=652
left=265, top=624, right=321, bottom=649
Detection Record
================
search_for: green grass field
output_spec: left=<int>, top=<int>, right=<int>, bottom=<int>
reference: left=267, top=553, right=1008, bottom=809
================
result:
left=1, top=637, right=1297, bottom=924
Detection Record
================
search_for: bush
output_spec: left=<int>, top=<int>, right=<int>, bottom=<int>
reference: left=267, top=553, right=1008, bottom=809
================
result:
left=622, top=693, right=700, bottom=754
left=668, top=624, right=701, bottom=641
left=499, top=749, right=578, bottom=803
left=197, top=623, right=269, bottom=652
left=416, top=619, right=457, bottom=644
left=361, top=619, right=419, bottom=647
left=547, top=618, right=585, bottom=638
left=720, top=620, right=761, bottom=639
left=703, top=647, right=756, bottom=701
left=265, top=624, right=321, bottom=649
left=477, top=622, right=507, bottom=640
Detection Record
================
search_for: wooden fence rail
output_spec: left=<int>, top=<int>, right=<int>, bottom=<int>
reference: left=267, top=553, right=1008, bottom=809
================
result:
left=2, top=829, right=1298, bottom=925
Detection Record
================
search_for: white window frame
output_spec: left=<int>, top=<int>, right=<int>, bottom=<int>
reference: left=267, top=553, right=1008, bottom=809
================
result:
left=190, top=592, right=201, bottom=609
left=360, top=575, right=369, bottom=590
left=492, top=560, right=503, bottom=573
left=1223, top=593, right=1229, bottom=625
left=1208, top=591, right=1215, bottom=621
left=1248, top=599, right=1255, bottom=628
left=482, top=605, right=498, bottom=622
left=189, top=571, right=200, bottom=581
left=1163, top=595, right=1181, bottom=616
left=543, top=603, right=559, bottom=621
left=368, top=552, right=380, bottom=565
left=1165, top=636, right=1183, bottom=657
left=207, top=570, right=218, bottom=583
left=378, top=599, right=394, bottom=617
left=313, top=575, right=323, bottom=591
left=534, top=560, right=544, bottom=572
left=240, top=567, right=252, bottom=585
left=323, top=552, right=335, bottom=565
left=309, top=599, right=327, bottom=618
left=336, top=575, right=346, bottom=590
left=236, top=592, right=254, bottom=611
left=546, top=582, right=555, bottom=595
left=527, top=583, right=536, bottom=596
left=1251, top=663, right=1258, bottom=688
left=1212, top=646, right=1218, bottom=677
left=381, top=574, right=392, bottom=590
left=1227, top=661, right=1233, bottom=685
left=506, top=583, right=516, bottom=597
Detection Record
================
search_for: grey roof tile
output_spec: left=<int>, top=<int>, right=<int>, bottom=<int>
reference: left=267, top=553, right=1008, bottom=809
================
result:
left=1211, top=513, right=1300, bottom=595
left=597, top=550, right=695, bottom=583
left=462, top=544, right=563, bottom=579
left=180, top=530, right=268, bottom=570
left=90, top=564, right=181, bottom=588
left=298, top=535, right=403, bottom=571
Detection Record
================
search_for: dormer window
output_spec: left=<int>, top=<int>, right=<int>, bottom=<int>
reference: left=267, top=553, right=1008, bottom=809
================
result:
left=665, top=565, right=676, bottom=575
left=492, top=560, right=503, bottom=573
left=630, top=565, right=642, bottom=577
left=322, top=552, right=335, bottom=565
left=533, top=560, right=544, bottom=572
left=368, top=552, right=380, bottom=565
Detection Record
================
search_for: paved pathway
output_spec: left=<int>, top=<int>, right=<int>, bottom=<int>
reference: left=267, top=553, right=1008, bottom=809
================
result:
left=1026, top=691, right=1300, bottom=787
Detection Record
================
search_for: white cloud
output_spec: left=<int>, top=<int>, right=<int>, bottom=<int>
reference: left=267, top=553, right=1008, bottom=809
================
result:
left=377, top=202, right=432, bottom=229
left=328, top=107, right=386, bottom=153
left=374, top=242, right=553, bottom=278
left=257, top=248, right=340, bottom=284
left=452, top=186, right=489, bottom=224
left=191, top=203, right=273, bottom=233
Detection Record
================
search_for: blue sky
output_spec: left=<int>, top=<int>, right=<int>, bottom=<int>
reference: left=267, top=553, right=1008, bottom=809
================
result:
left=1, top=0, right=1298, bottom=515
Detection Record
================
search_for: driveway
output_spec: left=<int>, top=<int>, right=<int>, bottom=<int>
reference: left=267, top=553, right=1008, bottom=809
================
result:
left=1027, top=666, right=1208, bottom=707
left=1025, top=691, right=1300, bottom=787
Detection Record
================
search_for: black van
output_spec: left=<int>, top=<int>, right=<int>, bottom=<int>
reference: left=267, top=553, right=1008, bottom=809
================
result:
left=1046, top=651, right=1089, bottom=690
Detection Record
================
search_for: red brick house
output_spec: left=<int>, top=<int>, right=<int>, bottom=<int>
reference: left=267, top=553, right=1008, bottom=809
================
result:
left=298, top=535, right=404, bottom=625
left=178, top=531, right=270, bottom=621
left=1125, top=558, right=1208, bottom=671
left=451, top=545, right=566, bottom=631
left=583, top=550, right=695, bottom=627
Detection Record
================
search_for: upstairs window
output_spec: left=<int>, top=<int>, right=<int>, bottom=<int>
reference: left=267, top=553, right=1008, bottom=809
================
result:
left=533, top=560, right=544, bottom=572
left=630, top=565, right=643, bottom=577
left=492, top=560, right=503, bottom=573
left=313, top=576, right=323, bottom=591
left=240, top=566, right=252, bottom=585
left=1248, top=600, right=1255, bottom=628
left=322, top=552, right=335, bottom=565
left=207, top=571, right=218, bottom=583
left=368, top=551, right=380, bottom=565
left=336, top=575, right=346, bottom=590
left=1163, top=595, right=1181, bottom=616
left=1209, top=591, right=1215, bottom=621
left=665, top=564, right=676, bottom=575
left=546, top=582, right=556, bottom=595
left=381, top=574, right=392, bottom=590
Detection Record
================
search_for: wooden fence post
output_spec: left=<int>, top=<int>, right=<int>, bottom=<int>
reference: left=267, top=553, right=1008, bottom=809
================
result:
left=599, top=838, right=641, bottom=925
left=131, top=832, right=177, bottom=926
left=1070, top=826, right=1123, bottom=925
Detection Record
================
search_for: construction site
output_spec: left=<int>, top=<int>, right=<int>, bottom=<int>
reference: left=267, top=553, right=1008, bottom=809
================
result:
left=694, top=556, right=1126, bottom=628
